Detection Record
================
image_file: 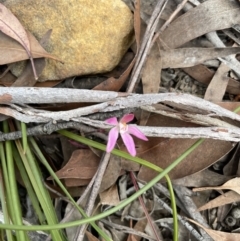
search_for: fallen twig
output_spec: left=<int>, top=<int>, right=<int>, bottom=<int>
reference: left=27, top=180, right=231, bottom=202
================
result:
left=1, top=91, right=240, bottom=124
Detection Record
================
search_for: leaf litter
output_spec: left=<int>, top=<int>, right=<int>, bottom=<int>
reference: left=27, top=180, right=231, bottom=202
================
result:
left=3, top=0, right=240, bottom=240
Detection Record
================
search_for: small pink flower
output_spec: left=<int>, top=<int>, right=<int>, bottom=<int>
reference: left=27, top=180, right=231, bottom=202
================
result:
left=105, top=114, right=148, bottom=156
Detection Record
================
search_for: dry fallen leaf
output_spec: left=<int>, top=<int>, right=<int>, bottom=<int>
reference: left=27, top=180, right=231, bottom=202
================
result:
left=52, top=149, right=99, bottom=187
left=183, top=65, right=240, bottom=95
left=0, top=31, right=59, bottom=65
left=161, top=0, right=240, bottom=48
left=161, top=47, right=240, bottom=68
left=193, top=177, right=240, bottom=195
left=188, top=218, right=240, bottom=241
left=127, top=219, right=147, bottom=241
left=99, top=184, right=120, bottom=206
left=197, top=191, right=240, bottom=212
left=0, top=3, right=31, bottom=55
left=11, top=30, right=52, bottom=87
left=204, top=63, right=229, bottom=102
left=0, top=3, right=38, bottom=79
left=173, top=169, right=231, bottom=188
left=99, top=155, right=121, bottom=193
left=86, top=231, right=100, bottom=241
left=141, top=40, right=161, bottom=94
left=136, top=114, right=233, bottom=182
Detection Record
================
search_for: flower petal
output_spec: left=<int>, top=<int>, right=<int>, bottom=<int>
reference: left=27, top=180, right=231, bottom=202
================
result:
left=121, top=132, right=136, bottom=156
left=120, top=114, right=134, bottom=124
left=128, top=125, right=148, bottom=141
left=105, top=117, right=118, bottom=125
left=106, top=127, right=119, bottom=152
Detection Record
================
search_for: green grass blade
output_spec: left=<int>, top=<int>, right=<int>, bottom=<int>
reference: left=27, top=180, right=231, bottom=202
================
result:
left=12, top=144, right=46, bottom=225
left=0, top=137, right=203, bottom=231
left=0, top=160, right=14, bottom=241
left=58, top=130, right=179, bottom=240
left=2, top=121, right=28, bottom=241
left=14, top=139, right=64, bottom=241
left=21, top=122, right=27, bottom=154
left=29, top=137, right=112, bottom=241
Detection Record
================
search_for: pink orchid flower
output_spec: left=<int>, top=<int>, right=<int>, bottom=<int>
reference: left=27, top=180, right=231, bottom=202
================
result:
left=105, top=114, right=148, bottom=156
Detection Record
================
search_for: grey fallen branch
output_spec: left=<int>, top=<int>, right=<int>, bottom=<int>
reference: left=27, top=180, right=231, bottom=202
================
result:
left=0, top=87, right=128, bottom=104
left=79, top=118, right=240, bottom=142
left=1, top=119, right=240, bottom=143
left=0, top=121, right=106, bottom=142
left=1, top=90, right=240, bottom=124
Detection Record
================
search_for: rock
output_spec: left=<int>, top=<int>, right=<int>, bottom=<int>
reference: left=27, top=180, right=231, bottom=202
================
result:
left=1, top=0, right=134, bottom=81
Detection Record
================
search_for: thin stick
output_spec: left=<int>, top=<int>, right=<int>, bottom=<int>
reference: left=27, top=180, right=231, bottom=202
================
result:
left=130, top=172, right=162, bottom=241
left=154, top=194, right=205, bottom=241
left=127, top=0, right=168, bottom=92
left=152, top=0, right=189, bottom=45
left=73, top=153, right=111, bottom=241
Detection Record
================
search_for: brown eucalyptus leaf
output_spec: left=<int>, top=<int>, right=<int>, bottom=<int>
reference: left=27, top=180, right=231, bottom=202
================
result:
left=0, top=3, right=30, bottom=52
left=137, top=114, right=233, bottom=182
left=99, top=155, right=121, bottom=193
left=193, top=177, right=240, bottom=195
left=140, top=40, right=161, bottom=125
left=11, top=58, right=45, bottom=86
left=161, top=47, right=240, bottom=68
left=142, top=41, right=161, bottom=93
left=127, top=219, right=148, bottom=241
left=216, top=102, right=240, bottom=112
left=197, top=191, right=240, bottom=212
left=183, top=65, right=240, bottom=95
left=223, top=143, right=240, bottom=176
left=183, top=65, right=214, bottom=85
left=11, top=30, right=52, bottom=86
left=0, top=31, right=59, bottom=65
left=53, top=149, right=99, bottom=182
left=188, top=218, right=240, bottom=241
left=0, top=3, right=39, bottom=78
left=99, top=184, right=120, bottom=206
left=161, top=0, right=240, bottom=48
left=86, top=231, right=100, bottom=241
left=204, top=63, right=229, bottom=102
left=173, top=169, right=231, bottom=188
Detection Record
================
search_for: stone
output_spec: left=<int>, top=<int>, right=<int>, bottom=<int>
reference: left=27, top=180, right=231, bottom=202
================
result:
left=1, top=0, right=134, bottom=81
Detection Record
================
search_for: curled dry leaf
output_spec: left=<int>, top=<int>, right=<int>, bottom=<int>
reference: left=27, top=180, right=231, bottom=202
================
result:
left=193, top=177, right=240, bottom=195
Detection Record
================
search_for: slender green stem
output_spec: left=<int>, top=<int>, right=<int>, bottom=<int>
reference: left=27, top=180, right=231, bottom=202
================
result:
left=12, top=145, right=46, bottom=225
left=21, top=122, right=27, bottom=154
left=0, top=160, right=14, bottom=241
left=15, top=139, right=64, bottom=241
left=3, top=121, right=28, bottom=241
left=29, top=137, right=112, bottom=241
left=58, top=130, right=179, bottom=241
left=0, top=137, right=203, bottom=232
